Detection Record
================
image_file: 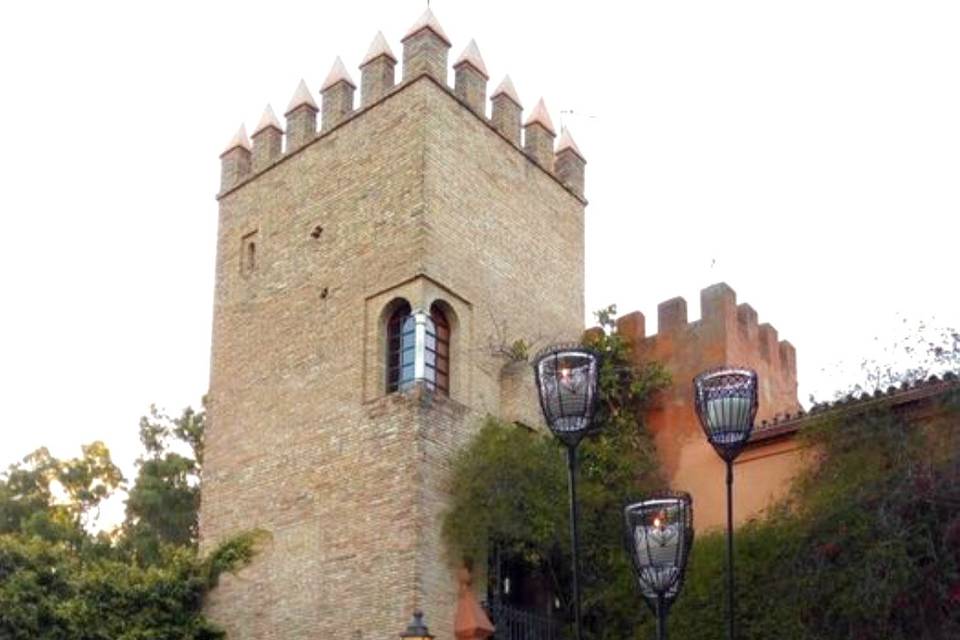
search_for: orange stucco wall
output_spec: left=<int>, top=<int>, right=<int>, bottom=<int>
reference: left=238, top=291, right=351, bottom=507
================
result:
left=620, top=283, right=806, bottom=531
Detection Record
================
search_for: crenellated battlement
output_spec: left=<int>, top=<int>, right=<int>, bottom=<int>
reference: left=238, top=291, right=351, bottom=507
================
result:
left=218, top=9, right=587, bottom=200
left=618, top=282, right=801, bottom=426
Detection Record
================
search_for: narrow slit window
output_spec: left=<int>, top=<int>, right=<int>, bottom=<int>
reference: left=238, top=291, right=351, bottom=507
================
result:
left=241, top=231, right=258, bottom=276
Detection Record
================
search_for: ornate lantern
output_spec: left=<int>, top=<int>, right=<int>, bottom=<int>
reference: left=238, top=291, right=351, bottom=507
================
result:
left=532, top=343, right=601, bottom=640
left=693, top=367, right=759, bottom=462
left=624, top=493, right=694, bottom=640
left=693, top=366, right=759, bottom=640
left=533, top=344, right=601, bottom=446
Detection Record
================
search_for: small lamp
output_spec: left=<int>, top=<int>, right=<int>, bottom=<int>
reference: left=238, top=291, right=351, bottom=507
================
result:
left=400, top=610, right=434, bottom=640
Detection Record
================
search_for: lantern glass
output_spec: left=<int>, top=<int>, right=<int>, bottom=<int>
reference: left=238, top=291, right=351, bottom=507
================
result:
left=693, top=367, right=759, bottom=461
left=623, top=493, right=694, bottom=604
left=533, top=344, right=600, bottom=445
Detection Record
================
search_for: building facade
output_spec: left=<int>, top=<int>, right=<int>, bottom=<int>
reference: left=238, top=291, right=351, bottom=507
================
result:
left=203, top=7, right=925, bottom=637
left=201, top=11, right=587, bottom=639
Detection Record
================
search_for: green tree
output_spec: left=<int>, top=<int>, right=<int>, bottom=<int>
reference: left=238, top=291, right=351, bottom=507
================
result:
left=0, top=443, right=122, bottom=549
left=123, top=405, right=205, bottom=564
left=0, top=405, right=261, bottom=638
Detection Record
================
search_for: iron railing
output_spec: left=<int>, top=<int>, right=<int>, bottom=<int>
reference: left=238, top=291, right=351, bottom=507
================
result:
left=483, top=601, right=561, bottom=640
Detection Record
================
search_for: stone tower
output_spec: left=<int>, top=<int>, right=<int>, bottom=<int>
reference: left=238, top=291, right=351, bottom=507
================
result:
left=201, top=10, right=587, bottom=640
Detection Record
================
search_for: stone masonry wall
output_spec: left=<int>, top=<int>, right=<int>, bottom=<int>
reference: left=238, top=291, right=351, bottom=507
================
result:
left=203, top=74, right=584, bottom=639
left=204, top=82, right=431, bottom=639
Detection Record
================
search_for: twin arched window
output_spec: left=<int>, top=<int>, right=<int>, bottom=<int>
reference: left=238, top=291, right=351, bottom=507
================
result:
left=387, top=302, right=450, bottom=394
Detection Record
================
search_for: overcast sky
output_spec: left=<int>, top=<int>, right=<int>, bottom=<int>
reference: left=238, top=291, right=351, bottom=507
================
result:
left=1, top=1, right=958, bottom=494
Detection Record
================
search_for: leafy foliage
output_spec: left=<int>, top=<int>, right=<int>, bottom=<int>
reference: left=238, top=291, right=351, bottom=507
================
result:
left=444, top=306, right=670, bottom=639
left=0, top=403, right=260, bottom=638
left=449, top=312, right=960, bottom=639
left=0, top=443, right=122, bottom=549
left=643, top=390, right=960, bottom=639
left=123, top=405, right=205, bottom=564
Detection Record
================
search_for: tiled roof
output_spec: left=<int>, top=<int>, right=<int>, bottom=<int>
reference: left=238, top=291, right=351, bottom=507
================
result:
left=749, top=372, right=959, bottom=444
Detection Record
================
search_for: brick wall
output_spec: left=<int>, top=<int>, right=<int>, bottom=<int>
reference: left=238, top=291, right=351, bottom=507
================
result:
left=203, top=75, right=584, bottom=639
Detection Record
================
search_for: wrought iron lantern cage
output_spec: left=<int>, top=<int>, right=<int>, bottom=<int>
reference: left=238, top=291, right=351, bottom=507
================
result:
left=532, top=344, right=601, bottom=446
left=399, top=610, right=434, bottom=640
left=623, top=492, right=694, bottom=611
left=693, top=367, right=759, bottom=462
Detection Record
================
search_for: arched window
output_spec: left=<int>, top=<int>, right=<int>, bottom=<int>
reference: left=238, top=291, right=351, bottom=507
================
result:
left=387, top=301, right=414, bottom=392
left=426, top=304, right=450, bottom=395
left=386, top=301, right=452, bottom=396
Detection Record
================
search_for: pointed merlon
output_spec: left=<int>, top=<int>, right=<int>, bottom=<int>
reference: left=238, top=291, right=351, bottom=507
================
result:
left=253, top=105, right=283, bottom=135
left=454, top=39, right=489, bottom=78
left=402, top=8, right=451, bottom=45
left=321, top=57, right=357, bottom=91
left=524, top=98, right=556, bottom=135
left=556, top=127, right=584, bottom=160
left=286, top=79, right=318, bottom=113
left=491, top=75, right=521, bottom=106
left=361, top=31, right=397, bottom=65
left=222, top=124, right=251, bottom=155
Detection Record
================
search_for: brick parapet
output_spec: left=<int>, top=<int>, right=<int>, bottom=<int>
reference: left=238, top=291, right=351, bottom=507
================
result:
left=555, top=148, right=585, bottom=198
left=284, top=103, right=318, bottom=152
left=523, top=122, right=555, bottom=172
left=402, top=29, right=450, bottom=85
left=322, top=81, right=356, bottom=132
left=218, top=74, right=586, bottom=205
left=219, top=145, right=251, bottom=192
left=454, top=64, right=487, bottom=117
left=360, top=56, right=396, bottom=107
left=251, top=126, right=282, bottom=172
left=490, top=94, right=522, bottom=146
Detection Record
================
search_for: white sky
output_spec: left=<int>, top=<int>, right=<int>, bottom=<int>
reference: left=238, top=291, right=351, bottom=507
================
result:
left=1, top=0, right=958, bottom=499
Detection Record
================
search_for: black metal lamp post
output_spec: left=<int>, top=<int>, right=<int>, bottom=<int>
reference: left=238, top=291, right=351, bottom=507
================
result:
left=693, top=368, right=759, bottom=640
left=533, top=344, right=601, bottom=640
left=623, top=493, right=694, bottom=640
left=399, top=610, right=434, bottom=640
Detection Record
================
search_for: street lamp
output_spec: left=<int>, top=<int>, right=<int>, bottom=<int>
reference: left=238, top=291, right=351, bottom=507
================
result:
left=533, top=344, right=601, bottom=640
left=623, top=493, right=694, bottom=640
left=693, top=367, right=758, bottom=640
left=399, top=610, right=434, bottom=640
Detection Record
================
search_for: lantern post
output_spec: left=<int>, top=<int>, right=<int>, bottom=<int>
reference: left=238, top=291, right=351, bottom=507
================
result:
left=693, top=368, right=759, bottom=640
left=533, top=344, right=602, bottom=640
